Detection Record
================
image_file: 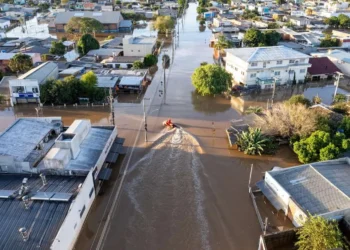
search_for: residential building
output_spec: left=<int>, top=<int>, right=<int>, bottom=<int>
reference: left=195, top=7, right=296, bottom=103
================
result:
left=9, top=62, right=58, bottom=106
left=307, top=57, right=340, bottom=80
left=311, top=50, right=350, bottom=77
left=49, top=11, right=129, bottom=37
left=101, top=56, right=143, bottom=69
left=0, top=117, right=124, bottom=250
left=256, top=158, right=350, bottom=227
left=122, top=35, right=157, bottom=57
left=225, top=46, right=310, bottom=88
left=0, top=18, right=10, bottom=30
left=0, top=53, right=41, bottom=73
left=157, top=8, right=178, bottom=18
left=289, top=16, right=311, bottom=27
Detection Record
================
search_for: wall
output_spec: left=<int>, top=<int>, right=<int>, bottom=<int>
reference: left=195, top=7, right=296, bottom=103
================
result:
left=265, top=172, right=290, bottom=210
left=51, top=171, right=95, bottom=250
left=123, top=38, right=156, bottom=57
left=9, top=79, right=40, bottom=106
left=287, top=198, right=307, bottom=227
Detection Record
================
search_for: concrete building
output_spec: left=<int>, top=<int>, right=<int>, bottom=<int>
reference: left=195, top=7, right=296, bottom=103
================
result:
left=225, top=46, right=310, bottom=88
left=256, top=158, right=350, bottom=227
left=9, top=62, right=58, bottom=106
left=311, top=50, right=350, bottom=77
left=289, top=16, right=311, bottom=27
left=0, top=118, right=124, bottom=250
left=49, top=11, right=130, bottom=37
left=122, top=35, right=157, bottom=57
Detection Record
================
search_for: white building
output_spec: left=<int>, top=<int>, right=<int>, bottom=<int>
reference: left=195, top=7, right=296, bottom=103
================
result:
left=122, top=35, right=157, bottom=57
left=225, top=46, right=310, bottom=88
left=311, top=49, right=350, bottom=77
left=257, top=158, right=350, bottom=227
left=9, top=62, right=58, bottom=106
left=0, top=18, right=10, bottom=30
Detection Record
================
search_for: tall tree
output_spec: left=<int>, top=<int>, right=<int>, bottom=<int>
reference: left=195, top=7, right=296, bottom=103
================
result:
left=49, top=41, right=66, bottom=55
left=296, top=215, right=346, bottom=250
left=191, top=64, right=231, bottom=96
left=264, top=30, right=281, bottom=46
left=8, top=53, right=33, bottom=73
left=77, top=34, right=100, bottom=56
left=65, top=17, right=103, bottom=35
left=214, top=35, right=234, bottom=52
left=153, top=16, right=175, bottom=33
left=243, top=28, right=265, bottom=47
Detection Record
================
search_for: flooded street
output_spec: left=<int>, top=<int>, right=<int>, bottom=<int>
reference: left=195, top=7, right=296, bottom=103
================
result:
left=0, top=3, right=301, bottom=250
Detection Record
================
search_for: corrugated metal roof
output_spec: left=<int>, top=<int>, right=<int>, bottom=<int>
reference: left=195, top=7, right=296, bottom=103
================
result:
left=55, top=11, right=122, bottom=24
left=17, top=62, right=58, bottom=84
left=0, top=174, right=84, bottom=250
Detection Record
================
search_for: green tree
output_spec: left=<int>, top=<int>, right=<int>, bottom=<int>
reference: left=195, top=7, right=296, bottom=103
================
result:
left=339, top=116, right=350, bottom=137
left=133, top=60, right=143, bottom=69
left=296, top=215, right=345, bottom=250
left=143, top=54, right=158, bottom=67
left=338, top=14, right=350, bottom=28
left=243, top=28, right=265, bottom=47
left=319, top=143, right=340, bottom=161
left=38, top=3, right=50, bottom=12
left=191, top=64, right=231, bottom=96
left=153, top=16, right=175, bottom=33
left=312, top=95, right=322, bottom=104
left=285, top=95, right=311, bottom=107
left=334, top=93, right=347, bottom=103
left=214, top=34, right=234, bottom=52
left=235, top=128, right=270, bottom=155
left=264, top=30, right=281, bottom=46
left=49, top=41, right=66, bottom=55
left=245, top=106, right=263, bottom=114
left=325, top=16, right=339, bottom=27
left=267, top=22, right=280, bottom=29
left=81, top=71, right=98, bottom=100
left=77, top=34, right=100, bottom=56
left=276, top=0, right=284, bottom=5
left=8, top=53, right=33, bottom=73
left=320, top=34, right=338, bottom=47
left=242, top=9, right=259, bottom=19
left=65, top=17, right=103, bottom=35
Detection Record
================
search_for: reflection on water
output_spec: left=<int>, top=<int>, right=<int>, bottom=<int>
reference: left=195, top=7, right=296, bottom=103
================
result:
left=191, top=91, right=231, bottom=115
left=125, top=128, right=210, bottom=250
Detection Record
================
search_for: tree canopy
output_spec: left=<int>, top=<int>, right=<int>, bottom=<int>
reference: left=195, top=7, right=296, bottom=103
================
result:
left=65, top=17, right=103, bottom=35
left=8, top=53, right=33, bottom=73
left=133, top=60, right=143, bottom=69
left=285, top=95, right=311, bottom=107
left=153, top=16, right=175, bottom=33
left=243, top=28, right=281, bottom=47
left=143, top=54, right=158, bottom=67
left=191, top=64, right=231, bottom=96
left=49, top=41, right=65, bottom=55
left=320, top=34, right=338, bottom=47
left=296, top=215, right=346, bottom=250
left=77, top=34, right=100, bottom=56
left=214, top=35, right=234, bottom=51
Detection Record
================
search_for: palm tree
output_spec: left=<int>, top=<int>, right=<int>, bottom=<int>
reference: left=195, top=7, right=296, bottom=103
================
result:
left=236, top=128, right=268, bottom=155
left=214, top=34, right=233, bottom=65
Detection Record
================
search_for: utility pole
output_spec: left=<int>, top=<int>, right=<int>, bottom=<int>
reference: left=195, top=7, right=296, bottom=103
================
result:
left=272, top=77, right=277, bottom=102
left=333, top=71, right=344, bottom=102
left=163, top=67, right=166, bottom=104
left=248, top=164, right=253, bottom=193
left=143, top=98, right=150, bottom=142
left=109, top=88, right=115, bottom=126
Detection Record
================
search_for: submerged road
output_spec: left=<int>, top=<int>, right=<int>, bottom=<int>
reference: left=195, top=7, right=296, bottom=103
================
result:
left=74, top=3, right=300, bottom=250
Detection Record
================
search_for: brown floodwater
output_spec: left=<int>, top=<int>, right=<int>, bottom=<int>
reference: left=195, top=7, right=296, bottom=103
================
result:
left=0, top=3, right=300, bottom=250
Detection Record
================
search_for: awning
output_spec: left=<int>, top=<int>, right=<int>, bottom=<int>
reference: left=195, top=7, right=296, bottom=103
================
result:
left=106, top=152, right=119, bottom=163
left=98, top=168, right=112, bottom=181
left=256, top=180, right=287, bottom=212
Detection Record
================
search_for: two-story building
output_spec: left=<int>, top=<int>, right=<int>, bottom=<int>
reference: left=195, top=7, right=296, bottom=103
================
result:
left=225, top=46, right=310, bottom=88
left=122, top=35, right=157, bottom=57
left=289, top=16, right=311, bottom=27
left=49, top=11, right=130, bottom=38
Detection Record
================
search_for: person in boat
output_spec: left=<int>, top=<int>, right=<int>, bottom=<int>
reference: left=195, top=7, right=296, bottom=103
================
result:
left=165, top=119, right=172, bottom=127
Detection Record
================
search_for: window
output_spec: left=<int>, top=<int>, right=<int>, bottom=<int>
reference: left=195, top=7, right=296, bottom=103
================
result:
left=289, top=59, right=295, bottom=63
left=32, top=87, right=38, bottom=93
left=267, top=61, right=270, bottom=64
left=138, top=50, right=140, bottom=52
left=131, top=50, right=133, bottom=52
left=250, top=73, right=256, bottom=78
left=89, top=188, right=94, bottom=198
left=251, top=62, right=257, bottom=66
left=241, top=71, right=245, bottom=75
left=234, top=67, right=238, bottom=71
left=80, top=205, right=86, bottom=218
left=276, top=60, right=283, bottom=65
left=300, top=59, right=305, bottom=63
left=300, top=69, right=306, bottom=73
left=263, top=62, right=266, bottom=68
left=274, top=71, right=280, bottom=76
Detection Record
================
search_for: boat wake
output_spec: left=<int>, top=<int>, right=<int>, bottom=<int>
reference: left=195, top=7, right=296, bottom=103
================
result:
left=124, top=128, right=211, bottom=250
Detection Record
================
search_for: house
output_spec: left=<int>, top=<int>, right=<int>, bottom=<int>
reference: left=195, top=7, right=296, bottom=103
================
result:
left=289, top=16, right=311, bottom=27
left=0, top=53, right=41, bottom=73
left=307, top=57, right=340, bottom=80
left=157, top=8, right=178, bottom=18
left=332, top=30, right=350, bottom=48
left=256, top=158, right=350, bottom=227
left=50, top=11, right=125, bottom=37
left=0, top=117, right=123, bottom=250
left=9, top=62, right=58, bottom=106
left=122, top=35, right=157, bottom=57
left=101, top=56, right=143, bottom=69
left=311, top=50, right=350, bottom=77
left=0, top=18, right=10, bottom=30
left=225, top=46, right=310, bottom=88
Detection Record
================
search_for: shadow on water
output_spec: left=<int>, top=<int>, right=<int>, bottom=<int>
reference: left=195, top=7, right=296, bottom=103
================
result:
left=191, top=91, right=231, bottom=115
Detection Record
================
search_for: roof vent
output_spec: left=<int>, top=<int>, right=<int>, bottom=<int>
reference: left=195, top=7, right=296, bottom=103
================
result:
left=22, top=195, right=30, bottom=209
left=19, top=227, right=29, bottom=242
left=40, top=174, right=47, bottom=186
left=19, top=178, right=29, bottom=196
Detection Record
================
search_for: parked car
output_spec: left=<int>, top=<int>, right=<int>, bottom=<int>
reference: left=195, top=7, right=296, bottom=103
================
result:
left=231, top=85, right=261, bottom=96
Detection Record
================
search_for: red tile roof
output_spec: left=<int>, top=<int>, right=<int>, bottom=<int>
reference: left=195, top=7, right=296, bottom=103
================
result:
left=308, top=57, right=340, bottom=76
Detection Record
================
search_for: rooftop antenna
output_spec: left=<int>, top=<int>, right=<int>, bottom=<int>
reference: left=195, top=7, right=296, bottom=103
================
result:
left=19, top=227, right=29, bottom=242
left=22, top=195, right=30, bottom=209
left=39, top=173, right=47, bottom=186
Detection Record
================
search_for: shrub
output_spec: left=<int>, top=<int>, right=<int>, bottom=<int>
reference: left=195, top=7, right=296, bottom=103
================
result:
left=245, top=106, right=263, bottom=115
left=133, top=60, right=143, bottom=69
left=334, top=93, right=347, bottom=103
left=143, top=54, right=158, bottom=67
left=236, top=128, right=269, bottom=155
left=332, top=102, right=349, bottom=114
left=312, top=95, right=322, bottom=104
left=285, top=95, right=311, bottom=107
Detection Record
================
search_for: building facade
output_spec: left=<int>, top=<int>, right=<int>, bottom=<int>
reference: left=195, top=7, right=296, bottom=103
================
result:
left=225, top=46, right=310, bottom=88
left=122, top=35, right=157, bottom=57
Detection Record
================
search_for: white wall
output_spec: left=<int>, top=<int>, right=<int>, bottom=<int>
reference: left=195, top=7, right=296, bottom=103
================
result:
left=9, top=79, right=40, bottom=106
left=265, top=172, right=290, bottom=209
left=123, top=36, right=156, bottom=57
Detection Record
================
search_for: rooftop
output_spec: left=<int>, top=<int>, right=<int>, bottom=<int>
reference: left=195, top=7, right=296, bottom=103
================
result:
left=225, top=46, right=310, bottom=62
left=0, top=118, right=62, bottom=162
left=17, top=62, right=58, bottom=83
left=55, top=11, right=122, bottom=24
left=308, top=57, right=340, bottom=75
left=0, top=174, right=84, bottom=250
left=96, top=76, right=119, bottom=88
left=268, top=158, right=350, bottom=215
